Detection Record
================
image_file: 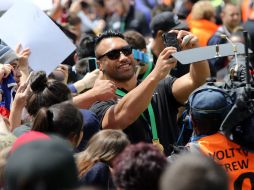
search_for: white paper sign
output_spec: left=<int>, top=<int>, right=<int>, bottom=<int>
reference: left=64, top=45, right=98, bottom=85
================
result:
left=0, top=0, right=15, bottom=11
left=0, top=1, right=76, bottom=74
left=0, top=0, right=53, bottom=11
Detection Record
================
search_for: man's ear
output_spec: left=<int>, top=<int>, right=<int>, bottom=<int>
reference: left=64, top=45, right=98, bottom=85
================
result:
left=156, top=30, right=164, bottom=39
left=220, top=11, right=225, bottom=19
left=97, top=60, right=103, bottom=71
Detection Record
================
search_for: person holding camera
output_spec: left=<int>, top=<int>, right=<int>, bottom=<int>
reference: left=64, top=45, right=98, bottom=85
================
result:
left=90, top=30, right=209, bottom=156
left=148, top=11, right=190, bottom=78
left=186, top=84, right=254, bottom=190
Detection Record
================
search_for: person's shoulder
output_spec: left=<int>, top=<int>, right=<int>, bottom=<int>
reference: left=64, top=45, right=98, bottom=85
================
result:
left=89, top=100, right=116, bottom=125
left=90, top=100, right=116, bottom=113
left=92, top=162, right=109, bottom=170
left=160, top=76, right=177, bottom=87
left=79, top=109, right=98, bottom=120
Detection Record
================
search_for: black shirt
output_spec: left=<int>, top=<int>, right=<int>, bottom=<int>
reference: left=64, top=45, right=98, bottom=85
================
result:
left=90, top=77, right=181, bottom=156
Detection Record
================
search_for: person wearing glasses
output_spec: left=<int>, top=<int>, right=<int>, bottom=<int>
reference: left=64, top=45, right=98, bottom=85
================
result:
left=90, top=30, right=210, bottom=156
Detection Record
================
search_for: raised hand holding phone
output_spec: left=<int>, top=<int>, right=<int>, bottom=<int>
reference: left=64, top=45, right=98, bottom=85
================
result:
left=162, top=32, right=181, bottom=51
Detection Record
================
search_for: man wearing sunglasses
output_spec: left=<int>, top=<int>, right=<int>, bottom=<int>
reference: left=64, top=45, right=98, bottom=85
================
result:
left=90, top=30, right=210, bottom=156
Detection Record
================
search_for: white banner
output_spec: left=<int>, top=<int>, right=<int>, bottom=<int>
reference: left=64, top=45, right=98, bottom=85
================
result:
left=0, top=0, right=76, bottom=74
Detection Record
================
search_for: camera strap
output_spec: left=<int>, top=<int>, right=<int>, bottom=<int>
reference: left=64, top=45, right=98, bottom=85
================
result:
left=141, top=61, right=153, bottom=80
left=115, top=89, right=164, bottom=152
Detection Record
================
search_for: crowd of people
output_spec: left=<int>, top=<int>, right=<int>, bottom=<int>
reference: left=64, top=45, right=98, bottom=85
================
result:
left=0, top=0, right=254, bottom=190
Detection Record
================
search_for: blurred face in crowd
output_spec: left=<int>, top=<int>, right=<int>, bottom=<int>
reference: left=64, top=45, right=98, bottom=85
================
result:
left=92, top=2, right=106, bottom=18
left=221, top=4, right=241, bottom=31
left=96, top=37, right=136, bottom=82
left=110, top=0, right=130, bottom=16
left=104, top=0, right=115, bottom=15
left=10, top=60, right=21, bottom=86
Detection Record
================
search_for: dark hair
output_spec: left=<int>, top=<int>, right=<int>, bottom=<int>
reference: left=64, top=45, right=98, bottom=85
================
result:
left=189, top=0, right=199, bottom=4
left=160, top=152, right=228, bottom=190
left=191, top=116, right=223, bottom=135
left=93, top=0, right=104, bottom=7
left=95, top=30, right=125, bottom=49
left=123, top=30, right=146, bottom=50
left=68, top=14, right=81, bottom=26
left=5, top=138, right=79, bottom=190
left=48, top=70, right=65, bottom=83
left=26, top=71, right=72, bottom=117
left=113, top=142, right=167, bottom=190
left=77, top=34, right=96, bottom=60
left=32, top=102, right=83, bottom=139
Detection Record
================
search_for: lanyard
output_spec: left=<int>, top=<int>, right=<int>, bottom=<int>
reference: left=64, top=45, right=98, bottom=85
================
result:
left=120, top=21, right=125, bottom=33
left=141, top=61, right=153, bottom=80
left=115, top=89, right=158, bottom=140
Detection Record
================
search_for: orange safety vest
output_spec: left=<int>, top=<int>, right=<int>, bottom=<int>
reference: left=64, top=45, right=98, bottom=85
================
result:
left=242, top=0, right=254, bottom=22
left=187, top=19, right=219, bottom=46
left=189, top=133, right=254, bottom=190
left=242, top=0, right=249, bottom=22
left=162, top=0, right=173, bottom=6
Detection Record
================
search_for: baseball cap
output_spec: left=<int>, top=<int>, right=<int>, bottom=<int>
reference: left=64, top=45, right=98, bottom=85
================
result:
left=5, top=138, right=79, bottom=190
left=150, top=11, right=189, bottom=36
left=0, top=44, right=19, bottom=65
left=189, top=85, right=234, bottom=121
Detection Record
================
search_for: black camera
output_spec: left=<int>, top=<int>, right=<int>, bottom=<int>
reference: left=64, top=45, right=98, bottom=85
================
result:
left=162, top=32, right=181, bottom=52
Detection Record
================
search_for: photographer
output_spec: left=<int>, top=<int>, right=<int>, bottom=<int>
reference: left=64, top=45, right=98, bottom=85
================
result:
left=186, top=84, right=254, bottom=190
left=149, top=11, right=190, bottom=78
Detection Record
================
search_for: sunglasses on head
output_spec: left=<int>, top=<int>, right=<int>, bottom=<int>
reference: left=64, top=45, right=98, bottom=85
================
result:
left=97, top=45, right=132, bottom=60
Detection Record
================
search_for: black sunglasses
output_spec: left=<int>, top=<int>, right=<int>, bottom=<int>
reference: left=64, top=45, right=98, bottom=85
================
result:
left=97, top=46, right=132, bottom=60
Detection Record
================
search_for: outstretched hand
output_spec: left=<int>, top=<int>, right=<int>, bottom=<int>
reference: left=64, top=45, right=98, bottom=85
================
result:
left=13, top=82, right=31, bottom=109
left=15, top=44, right=31, bottom=69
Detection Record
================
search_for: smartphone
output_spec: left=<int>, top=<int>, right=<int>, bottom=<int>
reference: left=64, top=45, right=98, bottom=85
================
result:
left=87, top=58, right=98, bottom=72
left=162, top=32, right=181, bottom=51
